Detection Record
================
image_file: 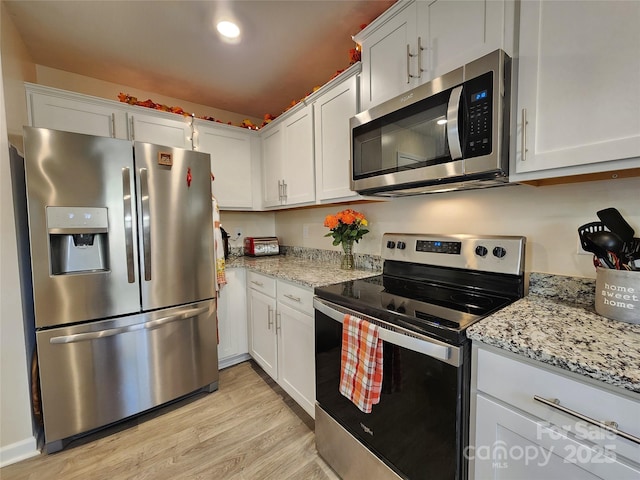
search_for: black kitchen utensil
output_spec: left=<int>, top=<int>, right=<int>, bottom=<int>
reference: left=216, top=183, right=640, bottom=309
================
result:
left=597, top=207, right=635, bottom=242
left=586, top=230, right=624, bottom=255
left=582, top=235, right=616, bottom=269
left=578, top=221, right=607, bottom=252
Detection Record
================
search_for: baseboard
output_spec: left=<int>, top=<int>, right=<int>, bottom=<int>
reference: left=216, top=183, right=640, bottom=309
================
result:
left=218, top=353, right=251, bottom=370
left=0, top=436, right=40, bottom=467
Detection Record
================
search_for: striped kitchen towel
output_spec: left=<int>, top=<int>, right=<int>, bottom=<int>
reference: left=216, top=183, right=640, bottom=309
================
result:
left=339, top=314, right=383, bottom=413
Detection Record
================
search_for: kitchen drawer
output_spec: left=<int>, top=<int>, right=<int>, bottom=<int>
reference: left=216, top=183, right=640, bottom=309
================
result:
left=247, top=271, right=276, bottom=298
left=277, top=280, right=313, bottom=314
left=476, top=347, right=640, bottom=460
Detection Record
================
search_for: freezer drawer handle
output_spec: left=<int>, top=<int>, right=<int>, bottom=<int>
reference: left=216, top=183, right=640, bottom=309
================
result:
left=122, top=167, right=135, bottom=283
left=49, top=306, right=209, bottom=344
left=140, top=168, right=152, bottom=281
left=533, top=395, right=640, bottom=445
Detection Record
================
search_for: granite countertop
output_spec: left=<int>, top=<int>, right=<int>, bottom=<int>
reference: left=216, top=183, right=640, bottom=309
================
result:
left=225, top=254, right=380, bottom=288
left=467, top=273, right=640, bottom=395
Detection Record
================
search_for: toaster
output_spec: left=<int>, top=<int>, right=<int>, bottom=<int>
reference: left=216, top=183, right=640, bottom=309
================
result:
left=244, top=236, right=280, bottom=257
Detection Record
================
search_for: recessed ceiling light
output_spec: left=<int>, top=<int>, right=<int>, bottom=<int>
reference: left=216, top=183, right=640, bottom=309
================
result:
left=217, top=21, right=240, bottom=39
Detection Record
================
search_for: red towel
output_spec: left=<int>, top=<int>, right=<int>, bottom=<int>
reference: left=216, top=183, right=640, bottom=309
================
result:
left=339, top=314, right=383, bottom=413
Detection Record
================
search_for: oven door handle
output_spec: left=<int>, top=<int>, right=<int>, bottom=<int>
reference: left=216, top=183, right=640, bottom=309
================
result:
left=314, top=297, right=459, bottom=366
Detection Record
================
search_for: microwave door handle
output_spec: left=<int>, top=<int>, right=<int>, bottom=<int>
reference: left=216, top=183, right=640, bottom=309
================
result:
left=446, top=86, right=464, bottom=160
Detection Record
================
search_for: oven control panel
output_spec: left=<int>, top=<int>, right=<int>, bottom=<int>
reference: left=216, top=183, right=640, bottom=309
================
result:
left=382, top=233, right=526, bottom=275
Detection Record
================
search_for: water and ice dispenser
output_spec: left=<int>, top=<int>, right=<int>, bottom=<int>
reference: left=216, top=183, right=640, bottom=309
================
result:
left=47, top=206, right=110, bottom=275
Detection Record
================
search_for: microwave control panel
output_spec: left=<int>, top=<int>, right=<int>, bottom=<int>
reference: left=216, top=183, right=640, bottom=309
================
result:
left=464, top=72, right=493, bottom=158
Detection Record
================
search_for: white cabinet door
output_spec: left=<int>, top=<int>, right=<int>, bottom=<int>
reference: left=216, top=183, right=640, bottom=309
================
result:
left=26, top=85, right=129, bottom=139
left=129, top=110, right=192, bottom=149
left=357, top=1, right=419, bottom=111
left=423, top=0, right=510, bottom=79
left=474, top=394, right=640, bottom=480
left=276, top=301, right=315, bottom=418
left=248, top=288, right=278, bottom=380
left=513, top=0, right=640, bottom=179
left=261, top=125, right=284, bottom=208
left=196, top=122, right=254, bottom=209
left=216, top=268, right=249, bottom=369
left=282, top=104, right=315, bottom=206
left=314, top=70, right=362, bottom=203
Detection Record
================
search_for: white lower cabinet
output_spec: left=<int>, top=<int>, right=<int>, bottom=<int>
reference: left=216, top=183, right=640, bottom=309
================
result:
left=216, top=268, right=249, bottom=369
left=471, top=345, right=640, bottom=480
left=247, top=271, right=315, bottom=417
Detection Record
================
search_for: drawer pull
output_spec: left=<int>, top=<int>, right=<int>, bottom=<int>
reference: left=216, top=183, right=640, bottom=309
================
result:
left=251, top=281, right=264, bottom=287
left=284, top=294, right=301, bottom=303
left=533, top=395, right=640, bottom=445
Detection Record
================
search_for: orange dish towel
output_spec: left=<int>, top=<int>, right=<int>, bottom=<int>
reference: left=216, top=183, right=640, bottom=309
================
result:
left=339, top=314, right=383, bottom=413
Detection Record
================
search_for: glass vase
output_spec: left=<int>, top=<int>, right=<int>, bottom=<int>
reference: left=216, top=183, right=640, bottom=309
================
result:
left=341, top=240, right=355, bottom=270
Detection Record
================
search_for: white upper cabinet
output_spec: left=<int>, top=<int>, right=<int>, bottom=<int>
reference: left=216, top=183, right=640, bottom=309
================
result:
left=128, top=108, right=192, bottom=149
left=261, top=124, right=284, bottom=208
left=282, top=104, right=315, bottom=206
left=313, top=65, right=363, bottom=203
left=260, top=103, right=315, bottom=208
left=423, top=0, right=512, bottom=80
left=25, top=83, right=129, bottom=139
left=356, top=0, right=514, bottom=111
left=195, top=120, right=257, bottom=209
left=512, top=0, right=640, bottom=181
left=357, top=1, right=419, bottom=111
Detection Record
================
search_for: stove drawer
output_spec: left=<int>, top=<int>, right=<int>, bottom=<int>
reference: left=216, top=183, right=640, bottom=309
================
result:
left=475, top=347, right=640, bottom=460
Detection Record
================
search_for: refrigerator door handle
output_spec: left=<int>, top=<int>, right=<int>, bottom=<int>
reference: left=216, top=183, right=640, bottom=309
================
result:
left=122, top=167, right=135, bottom=283
left=140, top=168, right=152, bottom=281
left=49, top=306, right=210, bottom=344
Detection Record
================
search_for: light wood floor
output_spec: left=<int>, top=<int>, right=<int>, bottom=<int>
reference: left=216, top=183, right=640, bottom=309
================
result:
left=1, top=361, right=340, bottom=480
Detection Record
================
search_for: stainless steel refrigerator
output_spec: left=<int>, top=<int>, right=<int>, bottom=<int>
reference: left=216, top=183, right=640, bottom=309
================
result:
left=22, top=127, right=218, bottom=453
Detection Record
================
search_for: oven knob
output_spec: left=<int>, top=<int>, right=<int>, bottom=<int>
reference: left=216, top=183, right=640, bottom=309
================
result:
left=396, top=305, right=406, bottom=314
left=475, top=245, right=488, bottom=257
left=386, top=240, right=396, bottom=249
left=396, top=241, right=406, bottom=250
left=493, top=246, right=507, bottom=258
left=386, top=302, right=395, bottom=311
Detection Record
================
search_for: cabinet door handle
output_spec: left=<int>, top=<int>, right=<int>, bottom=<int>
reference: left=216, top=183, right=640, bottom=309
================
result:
left=533, top=395, right=640, bottom=445
left=267, top=305, right=274, bottom=330
left=417, top=37, right=425, bottom=77
left=111, top=113, right=116, bottom=138
left=521, top=108, right=528, bottom=161
left=284, top=294, right=301, bottom=303
left=406, top=44, right=416, bottom=83
left=130, top=116, right=135, bottom=141
left=278, top=180, right=283, bottom=201
left=276, top=312, right=282, bottom=333
left=283, top=181, right=287, bottom=203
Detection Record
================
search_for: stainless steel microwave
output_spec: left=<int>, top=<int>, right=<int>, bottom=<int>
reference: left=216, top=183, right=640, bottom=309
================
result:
left=350, top=49, right=511, bottom=196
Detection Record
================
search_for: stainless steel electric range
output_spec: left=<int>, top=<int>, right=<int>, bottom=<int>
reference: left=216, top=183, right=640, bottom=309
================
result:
left=314, top=233, right=527, bottom=480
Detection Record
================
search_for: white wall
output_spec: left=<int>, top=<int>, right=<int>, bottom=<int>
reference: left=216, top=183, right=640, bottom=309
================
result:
left=274, top=177, right=640, bottom=279
left=35, top=65, right=261, bottom=127
left=0, top=62, right=38, bottom=467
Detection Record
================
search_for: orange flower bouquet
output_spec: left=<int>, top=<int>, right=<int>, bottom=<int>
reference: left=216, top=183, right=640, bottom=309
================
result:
left=324, top=209, right=369, bottom=269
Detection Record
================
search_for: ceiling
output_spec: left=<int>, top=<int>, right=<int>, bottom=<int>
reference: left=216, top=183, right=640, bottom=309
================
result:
left=4, top=0, right=396, bottom=119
